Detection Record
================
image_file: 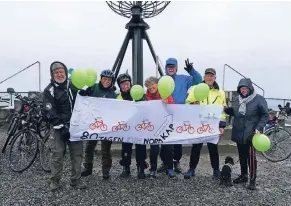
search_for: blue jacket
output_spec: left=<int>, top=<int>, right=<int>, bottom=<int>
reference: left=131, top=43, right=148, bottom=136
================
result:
left=165, top=58, right=202, bottom=104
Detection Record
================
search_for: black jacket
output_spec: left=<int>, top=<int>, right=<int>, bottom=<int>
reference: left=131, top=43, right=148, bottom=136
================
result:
left=43, top=62, right=78, bottom=126
left=225, top=78, right=269, bottom=144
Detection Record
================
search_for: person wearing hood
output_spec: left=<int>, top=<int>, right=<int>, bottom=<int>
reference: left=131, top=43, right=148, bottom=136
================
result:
left=224, top=78, right=268, bottom=190
left=116, top=73, right=148, bottom=179
left=79, top=69, right=116, bottom=180
left=43, top=61, right=86, bottom=191
left=158, top=58, right=202, bottom=174
left=144, top=76, right=176, bottom=178
left=184, top=68, right=226, bottom=180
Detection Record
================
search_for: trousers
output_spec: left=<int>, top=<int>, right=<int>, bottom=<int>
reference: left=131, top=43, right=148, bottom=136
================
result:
left=83, top=140, right=112, bottom=172
left=189, top=143, right=219, bottom=170
left=120, top=142, right=146, bottom=168
left=50, top=129, right=83, bottom=182
left=237, top=142, right=257, bottom=180
left=160, top=144, right=182, bottom=163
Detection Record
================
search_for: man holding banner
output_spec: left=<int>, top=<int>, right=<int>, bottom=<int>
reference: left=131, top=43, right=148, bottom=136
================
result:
left=116, top=73, right=148, bottom=179
left=184, top=68, right=226, bottom=179
left=43, top=62, right=86, bottom=191
left=158, top=58, right=202, bottom=173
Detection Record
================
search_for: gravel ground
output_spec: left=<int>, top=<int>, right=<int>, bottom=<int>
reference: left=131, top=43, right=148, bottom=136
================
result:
left=1, top=129, right=291, bottom=206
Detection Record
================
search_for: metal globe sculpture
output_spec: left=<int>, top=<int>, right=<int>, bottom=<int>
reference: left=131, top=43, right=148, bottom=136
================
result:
left=106, top=1, right=170, bottom=19
left=106, top=1, right=171, bottom=85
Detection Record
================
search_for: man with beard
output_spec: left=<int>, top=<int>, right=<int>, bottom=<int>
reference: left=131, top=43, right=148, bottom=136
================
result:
left=80, top=69, right=116, bottom=180
left=116, top=73, right=148, bottom=179
left=43, top=61, right=86, bottom=191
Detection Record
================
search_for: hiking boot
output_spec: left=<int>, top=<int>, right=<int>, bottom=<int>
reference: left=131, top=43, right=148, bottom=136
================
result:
left=50, top=180, right=61, bottom=192
left=213, top=169, right=221, bottom=179
left=184, top=168, right=195, bottom=179
left=81, top=163, right=93, bottom=177
left=147, top=171, right=157, bottom=178
left=70, top=180, right=87, bottom=190
left=233, top=174, right=248, bottom=184
left=247, top=179, right=256, bottom=190
left=168, top=169, right=176, bottom=179
left=120, top=166, right=130, bottom=178
left=157, top=163, right=167, bottom=173
left=174, top=161, right=182, bottom=173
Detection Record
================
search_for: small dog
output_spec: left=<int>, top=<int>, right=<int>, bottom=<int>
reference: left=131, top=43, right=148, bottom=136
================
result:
left=220, top=156, right=235, bottom=186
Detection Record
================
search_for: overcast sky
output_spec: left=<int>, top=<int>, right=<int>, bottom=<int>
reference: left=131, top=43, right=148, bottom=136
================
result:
left=0, top=1, right=290, bottom=99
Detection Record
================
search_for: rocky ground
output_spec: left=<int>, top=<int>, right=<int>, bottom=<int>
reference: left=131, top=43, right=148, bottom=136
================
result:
left=1, top=128, right=291, bottom=206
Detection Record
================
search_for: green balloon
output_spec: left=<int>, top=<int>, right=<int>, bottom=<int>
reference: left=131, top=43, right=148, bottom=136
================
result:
left=252, top=134, right=271, bottom=152
left=130, top=85, right=144, bottom=101
left=71, top=68, right=86, bottom=89
left=158, top=76, right=175, bottom=99
left=85, top=68, right=97, bottom=87
left=194, top=83, right=210, bottom=101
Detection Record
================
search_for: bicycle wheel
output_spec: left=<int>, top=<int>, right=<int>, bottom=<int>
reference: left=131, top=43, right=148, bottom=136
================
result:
left=262, top=126, right=291, bottom=162
left=2, top=118, right=19, bottom=153
left=39, top=129, right=53, bottom=173
left=8, top=130, right=38, bottom=172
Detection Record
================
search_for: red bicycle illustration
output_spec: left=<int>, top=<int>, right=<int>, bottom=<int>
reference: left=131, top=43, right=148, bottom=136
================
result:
left=176, top=121, right=195, bottom=134
left=197, top=122, right=215, bottom=134
left=89, top=118, right=108, bottom=131
left=112, top=121, right=130, bottom=132
left=135, top=120, right=154, bottom=131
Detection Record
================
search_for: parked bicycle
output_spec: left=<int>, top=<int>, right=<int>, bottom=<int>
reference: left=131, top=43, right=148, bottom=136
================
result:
left=262, top=106, right=291, bottom=162
left=3, top=88, right=52, bottom=172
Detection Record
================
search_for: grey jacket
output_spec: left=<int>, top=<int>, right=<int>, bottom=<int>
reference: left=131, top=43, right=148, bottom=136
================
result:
left=225, top=78, right=269, bottom=144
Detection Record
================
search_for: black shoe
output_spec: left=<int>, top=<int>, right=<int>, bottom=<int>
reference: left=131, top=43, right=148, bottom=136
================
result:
left=102, top=170, right=110, bottom=180
left=157, top=163, right=167, bottom=173
left=137, top=167, right=146, bottom=179
left=247, top=180, right=256, bottom=190
left=81, top=163, right=93, bottom=177
left=174, top=161, right=182, bottom=173
left=233, top=174, right=248, bottom=184
left=120, top=166, right=130, bottom=178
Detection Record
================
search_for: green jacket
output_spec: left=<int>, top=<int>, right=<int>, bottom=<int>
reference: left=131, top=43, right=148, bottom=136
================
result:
left=89, top=83, right=116, bottom=99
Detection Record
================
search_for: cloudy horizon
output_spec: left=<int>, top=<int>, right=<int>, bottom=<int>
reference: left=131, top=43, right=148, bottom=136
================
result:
left=0, top=1, right=290, bottom=99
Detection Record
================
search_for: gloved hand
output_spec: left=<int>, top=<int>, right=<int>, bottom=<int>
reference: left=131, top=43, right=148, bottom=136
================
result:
left=184, top=58, right=193, bottom=73
left=78, top=89, right=87, bottom=96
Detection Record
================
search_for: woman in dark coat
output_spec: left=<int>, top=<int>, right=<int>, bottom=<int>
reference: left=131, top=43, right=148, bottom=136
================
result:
left=225, top=78, right=268, bottom=190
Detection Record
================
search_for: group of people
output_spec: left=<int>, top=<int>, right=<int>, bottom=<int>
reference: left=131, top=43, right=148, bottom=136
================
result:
left=43, top=57, right=269, bottom=192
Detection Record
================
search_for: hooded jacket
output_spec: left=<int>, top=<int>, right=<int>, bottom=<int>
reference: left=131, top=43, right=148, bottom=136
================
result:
left=164, top=58, right=202, bottom=104
left=145, top=90, right=174, bottom=104
left=225, top=78, right=269, bottom=144
left=43, top=61, right=78, bottom=126
left=186, top=81, right=227, bottom=128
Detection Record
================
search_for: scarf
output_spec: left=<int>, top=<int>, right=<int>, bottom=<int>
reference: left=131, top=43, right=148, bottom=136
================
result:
left=238, top=92, right=257, bottom=115
left=145, top=90, right=161, bottom=100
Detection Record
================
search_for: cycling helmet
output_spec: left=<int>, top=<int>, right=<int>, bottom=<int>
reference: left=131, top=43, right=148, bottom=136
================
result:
left=101, top=69, right=115, bottom=79
left=117, top=73, right=132, bottom=86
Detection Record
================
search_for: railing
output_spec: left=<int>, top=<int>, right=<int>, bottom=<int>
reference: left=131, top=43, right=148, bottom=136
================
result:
left=0, top=61, right=41, bottom=92
left=223, top=64, right=265, bottom=97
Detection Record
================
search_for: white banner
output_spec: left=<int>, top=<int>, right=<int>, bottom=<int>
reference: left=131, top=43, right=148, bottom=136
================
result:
left=69, top=95, right=223, bottom=144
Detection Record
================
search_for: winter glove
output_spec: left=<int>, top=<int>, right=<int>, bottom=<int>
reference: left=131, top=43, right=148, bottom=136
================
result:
left=78, top=89, right=88, bottom=96
left=184, top=58, right=193, bottom=73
